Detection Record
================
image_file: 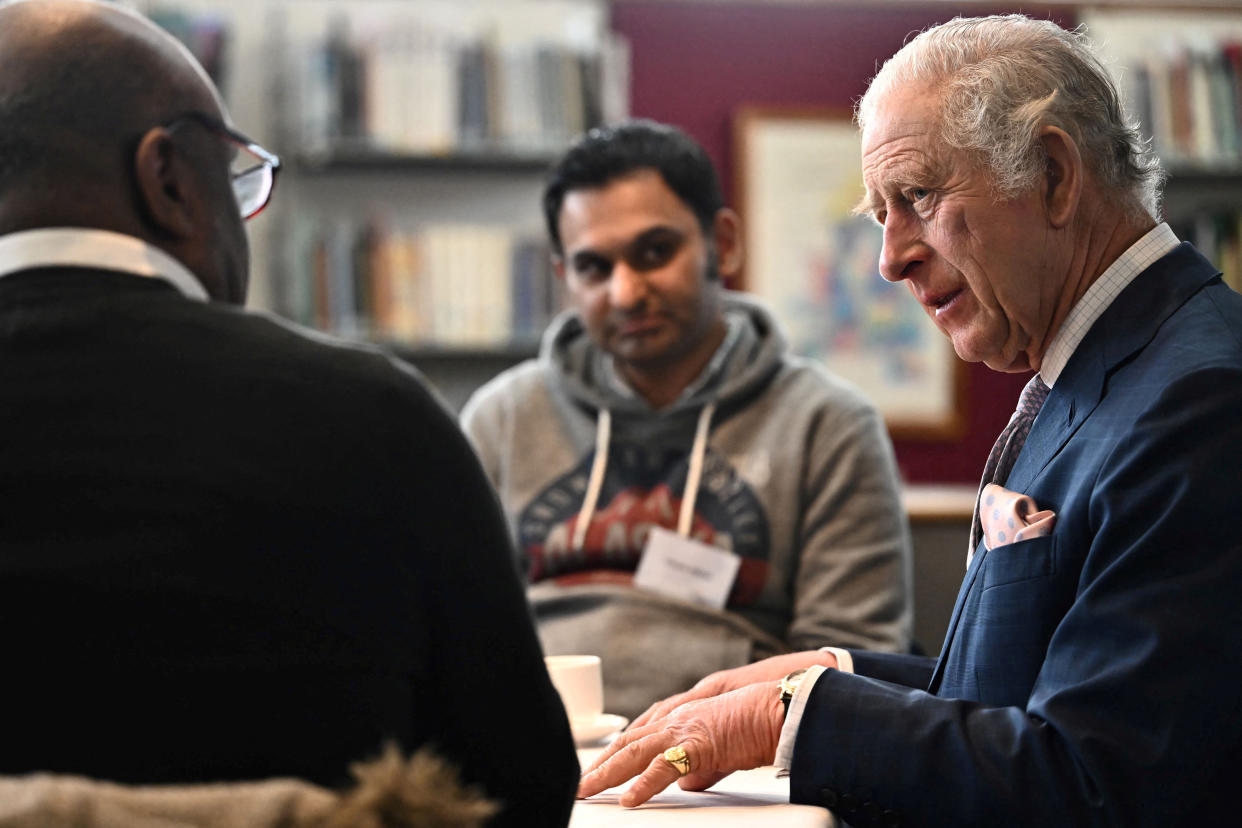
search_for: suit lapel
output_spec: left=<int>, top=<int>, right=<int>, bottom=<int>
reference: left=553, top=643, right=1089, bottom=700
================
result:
left=1010, top=244, right=1219, bottom=492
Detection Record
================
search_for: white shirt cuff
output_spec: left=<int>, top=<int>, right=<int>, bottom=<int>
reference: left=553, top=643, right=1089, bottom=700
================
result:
left=774, top=648, right=853, bottom=773
left=823, top=646, right=854, bottom=675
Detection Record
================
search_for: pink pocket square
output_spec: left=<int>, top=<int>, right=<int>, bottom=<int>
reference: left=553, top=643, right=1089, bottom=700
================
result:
left=980, top=483, right=1056, bottom=551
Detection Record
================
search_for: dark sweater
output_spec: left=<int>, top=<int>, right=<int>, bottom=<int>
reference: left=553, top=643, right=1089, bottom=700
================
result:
left=0, top=267, right=577, bottom=827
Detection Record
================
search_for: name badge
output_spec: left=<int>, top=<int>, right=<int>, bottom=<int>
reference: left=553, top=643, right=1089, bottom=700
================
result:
left=634, top=527, right=740, bottom=610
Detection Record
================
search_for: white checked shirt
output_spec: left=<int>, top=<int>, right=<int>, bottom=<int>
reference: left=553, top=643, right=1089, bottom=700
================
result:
left=774, top=222, right=1181, bottom=773
left=1039, top=223, right=1179, bottom=387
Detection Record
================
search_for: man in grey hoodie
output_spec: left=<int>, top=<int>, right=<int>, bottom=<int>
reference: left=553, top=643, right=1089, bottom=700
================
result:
left=461, top=120, right=912, bottom=720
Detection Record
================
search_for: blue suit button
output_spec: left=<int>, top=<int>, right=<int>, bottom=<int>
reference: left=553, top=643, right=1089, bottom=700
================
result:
left=840, top=793, right=860, bottom=812
left=883, top=808, right=901, bottom=826
left=819, top=787, right=839, bottom=807
left=864, top=801, right=883, bottom=822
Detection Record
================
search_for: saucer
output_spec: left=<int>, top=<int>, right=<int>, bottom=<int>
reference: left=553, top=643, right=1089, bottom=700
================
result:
left=572, top=713, right=628, bottom=745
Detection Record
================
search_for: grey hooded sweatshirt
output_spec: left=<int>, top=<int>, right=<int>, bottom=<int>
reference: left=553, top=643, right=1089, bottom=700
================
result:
left=462, top=291, right=912, bottom=718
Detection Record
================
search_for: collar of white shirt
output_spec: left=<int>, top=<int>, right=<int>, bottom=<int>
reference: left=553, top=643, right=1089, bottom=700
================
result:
left=1038, top=222, right=1178, bottom=387
left=0, top=227, right=210, bottom=302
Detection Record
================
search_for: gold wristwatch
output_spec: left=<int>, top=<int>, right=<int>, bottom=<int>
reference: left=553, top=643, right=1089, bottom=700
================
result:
left=778, top=668, right=809, bottom=717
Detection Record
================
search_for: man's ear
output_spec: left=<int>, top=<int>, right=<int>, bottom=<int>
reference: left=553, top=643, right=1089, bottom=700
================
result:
left=133, top=126, right=200, bottom=240
left=552, top=254, right=567, bottom=283
left=710, top=208, right=744, bottom=282
left=1039, top=125, right=1082, bottom=229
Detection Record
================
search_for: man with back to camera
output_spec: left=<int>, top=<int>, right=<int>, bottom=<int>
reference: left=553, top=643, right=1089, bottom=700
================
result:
left=579, top=15, right=1242, bottom=827
left=0, top=1, right=578, bottom=823
left=461, top=119, right=913, bottom=721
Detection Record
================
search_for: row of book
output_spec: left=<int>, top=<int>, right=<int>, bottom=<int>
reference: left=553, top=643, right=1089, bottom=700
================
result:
left=1129, top=39, right=1242, bottom=166
left=1178, top=211, right=1242, bottom=295
left=271, top=221, right=564, bottom=348
left=289, top=19, right=629, bottom=158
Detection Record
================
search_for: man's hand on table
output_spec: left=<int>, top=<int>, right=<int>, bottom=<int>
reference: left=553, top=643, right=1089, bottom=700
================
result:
left=627, top=650, right=837, bottom=731
left=577, top=681, right=786, bottom=807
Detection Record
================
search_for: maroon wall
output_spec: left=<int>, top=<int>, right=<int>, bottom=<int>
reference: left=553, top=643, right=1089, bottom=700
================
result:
left=611, top=1, right=1074, bottom=484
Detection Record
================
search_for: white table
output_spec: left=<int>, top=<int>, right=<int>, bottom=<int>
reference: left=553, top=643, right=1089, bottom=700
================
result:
left=570, top=748, right=833, bottom=826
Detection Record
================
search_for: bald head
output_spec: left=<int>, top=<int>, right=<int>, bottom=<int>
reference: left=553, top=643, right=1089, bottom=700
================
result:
left=0, top=0, right=224, bottom=226
left=0, top=0, right=251, bottom=303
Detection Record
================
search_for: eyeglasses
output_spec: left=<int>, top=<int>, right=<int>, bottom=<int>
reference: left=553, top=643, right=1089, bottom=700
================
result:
left=164, top=111, right=282, bottom=220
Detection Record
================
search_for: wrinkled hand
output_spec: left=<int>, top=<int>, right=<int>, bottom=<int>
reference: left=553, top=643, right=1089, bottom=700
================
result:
left=577, top=682, right=785, bottom=807
left=628, top=650, right=836, bottom=731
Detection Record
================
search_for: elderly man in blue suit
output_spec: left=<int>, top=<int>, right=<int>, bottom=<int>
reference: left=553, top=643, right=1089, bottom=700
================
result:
left=579, top=14, right=1242, bottom=827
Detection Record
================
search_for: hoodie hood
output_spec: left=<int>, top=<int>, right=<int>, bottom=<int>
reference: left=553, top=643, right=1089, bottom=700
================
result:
left=540, top=290, right=788, bottom=417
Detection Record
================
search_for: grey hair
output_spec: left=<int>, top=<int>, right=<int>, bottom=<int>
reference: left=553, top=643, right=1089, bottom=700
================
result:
left=857, top=14, right=1166, bottom=219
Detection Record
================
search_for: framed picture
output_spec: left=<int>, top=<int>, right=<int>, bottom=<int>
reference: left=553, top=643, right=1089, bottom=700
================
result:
left=733, top=105, right=966, bottom=440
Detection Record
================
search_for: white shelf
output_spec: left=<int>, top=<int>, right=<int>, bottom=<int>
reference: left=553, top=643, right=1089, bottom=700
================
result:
left=902, top=484, right=976, bottom=522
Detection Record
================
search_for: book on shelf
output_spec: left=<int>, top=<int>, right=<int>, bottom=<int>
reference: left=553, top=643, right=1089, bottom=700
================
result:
left=458, top=41, right=491, bottom=149
left=1208, top=44, right=1239, bottom=159
left=1129, top=36, right=1242, bottom=168
left=1225, top=43, right=1242, bottom=156
left=285, top=13, right=629, bottom=159
left=279, top=219, right=562, bottom=350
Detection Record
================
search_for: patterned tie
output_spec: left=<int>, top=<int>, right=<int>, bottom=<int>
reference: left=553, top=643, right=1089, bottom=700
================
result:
left=969, top=374, right=1051, bottom=562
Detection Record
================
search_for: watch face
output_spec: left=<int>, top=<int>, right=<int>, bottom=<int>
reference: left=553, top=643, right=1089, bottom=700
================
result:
left=780, top=668, right=809, bottom=697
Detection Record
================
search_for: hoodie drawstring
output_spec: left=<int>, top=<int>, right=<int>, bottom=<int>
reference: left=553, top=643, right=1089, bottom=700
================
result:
left=572, top=402, right=717, bottom=554
left=573, top=409, right=612, bottom=554
left=678, top=401, right=716, bottom=536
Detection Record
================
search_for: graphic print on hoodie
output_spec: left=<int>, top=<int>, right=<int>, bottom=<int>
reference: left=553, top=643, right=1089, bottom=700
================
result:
left=518, top=440, right=772, bottom=606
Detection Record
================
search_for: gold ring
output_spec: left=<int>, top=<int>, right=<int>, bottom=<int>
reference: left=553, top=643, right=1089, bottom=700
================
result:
left=662, top=745, right=691, bottom=777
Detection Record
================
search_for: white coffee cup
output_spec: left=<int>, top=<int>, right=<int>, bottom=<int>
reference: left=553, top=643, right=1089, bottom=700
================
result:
left=545, top=654, right=604, bottom=726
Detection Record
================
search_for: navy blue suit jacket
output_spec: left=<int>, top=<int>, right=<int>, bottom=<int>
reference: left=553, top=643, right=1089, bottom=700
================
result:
left=790, top=244, right=1242, bottom=826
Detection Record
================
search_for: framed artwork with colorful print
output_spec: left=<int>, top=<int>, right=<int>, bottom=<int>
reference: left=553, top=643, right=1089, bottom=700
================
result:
left=734, top=105, right=966, bottom=440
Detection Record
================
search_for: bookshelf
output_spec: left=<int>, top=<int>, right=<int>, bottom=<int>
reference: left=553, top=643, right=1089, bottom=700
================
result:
left=266, top=0, right=627, bottom=362
left=134, top=0, right=626, bottom=404
left=1082, top=7, right=1242, bottom=294
left=293, top=147, right=562, bottom=174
